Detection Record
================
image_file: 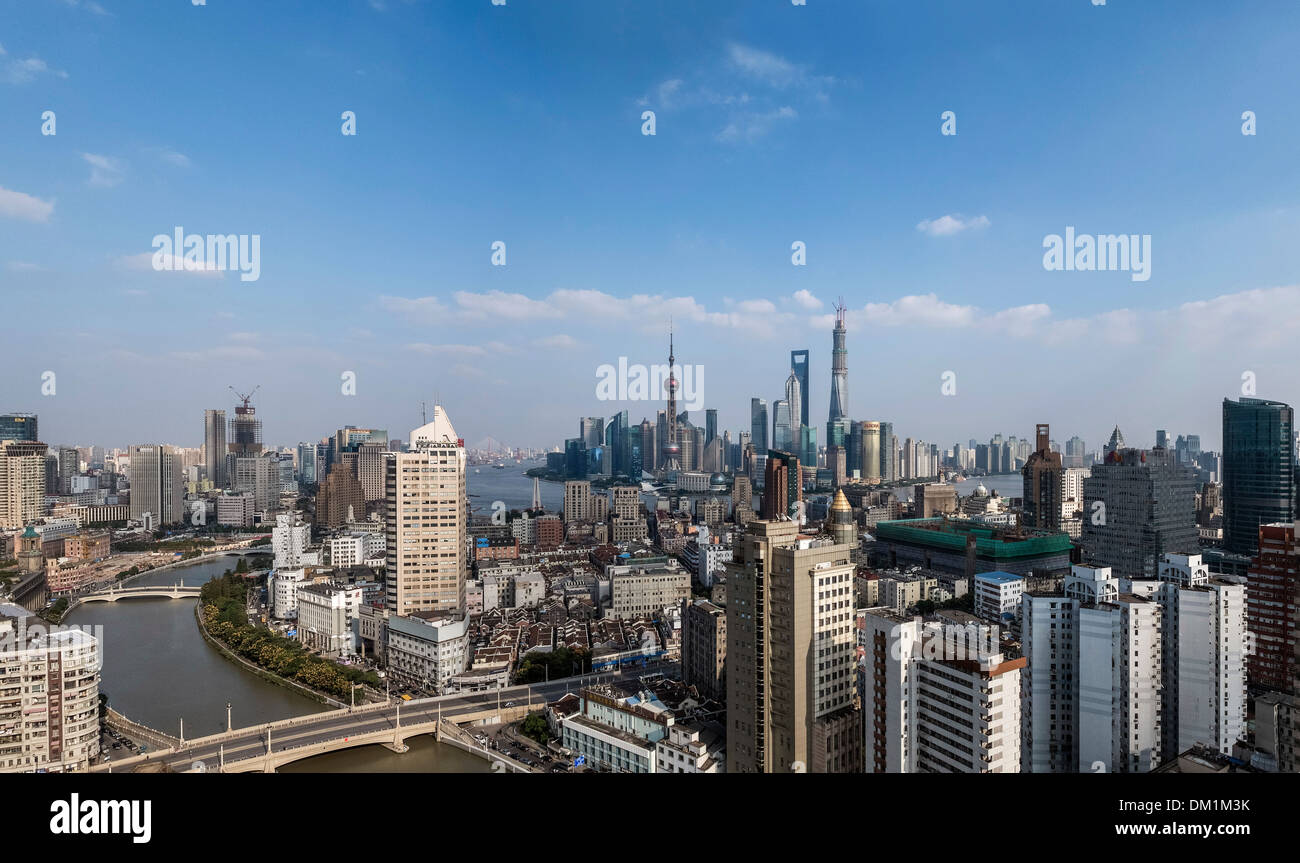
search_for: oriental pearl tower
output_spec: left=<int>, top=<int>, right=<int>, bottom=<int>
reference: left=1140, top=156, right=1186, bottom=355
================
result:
left=661, top=325, right=682, bottom=474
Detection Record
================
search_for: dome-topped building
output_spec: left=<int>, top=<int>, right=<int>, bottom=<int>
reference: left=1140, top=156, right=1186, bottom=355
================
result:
left=827, top=488, right=857, bottom=547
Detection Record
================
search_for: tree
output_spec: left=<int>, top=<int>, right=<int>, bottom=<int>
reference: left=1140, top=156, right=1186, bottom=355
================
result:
left=520, top=712, right=552, bottom=745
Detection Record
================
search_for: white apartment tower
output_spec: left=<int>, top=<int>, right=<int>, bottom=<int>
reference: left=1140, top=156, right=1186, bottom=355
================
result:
left=1022, top=564, right=1163, bottom=773
left=1155, top=553, right=1248, bottom=757
left=272, top=512, right=311, bottom=569
left=860, top=610, right=1022, bottom=773
left=0, top=607, right=101, bottom=772
left=385, top=406, right=466, bottom=616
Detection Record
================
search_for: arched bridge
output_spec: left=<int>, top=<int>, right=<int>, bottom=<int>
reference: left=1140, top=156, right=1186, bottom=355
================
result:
left=62, top=583, right=201, bottom=617
left=76, top=584, right=201, bottom=605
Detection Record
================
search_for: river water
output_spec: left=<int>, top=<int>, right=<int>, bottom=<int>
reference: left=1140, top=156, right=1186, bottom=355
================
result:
left=64, top=554, right=487, bottom=773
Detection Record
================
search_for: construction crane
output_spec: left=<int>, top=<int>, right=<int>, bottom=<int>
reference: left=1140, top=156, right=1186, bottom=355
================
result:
left=229, top=385, right=260, bottom=409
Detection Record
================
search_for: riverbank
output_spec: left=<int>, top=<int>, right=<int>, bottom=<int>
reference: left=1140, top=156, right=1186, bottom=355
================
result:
left=117, top=543, right=269, bottom=587
left=193, top=601, right=344, bottom=709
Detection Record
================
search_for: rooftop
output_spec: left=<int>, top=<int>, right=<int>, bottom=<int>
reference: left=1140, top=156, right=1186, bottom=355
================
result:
left=875, top=518, right=1073, bottom=559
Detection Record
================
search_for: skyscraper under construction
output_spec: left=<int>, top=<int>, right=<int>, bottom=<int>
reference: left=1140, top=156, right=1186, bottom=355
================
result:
left=828, top=300, right=848, bottom=426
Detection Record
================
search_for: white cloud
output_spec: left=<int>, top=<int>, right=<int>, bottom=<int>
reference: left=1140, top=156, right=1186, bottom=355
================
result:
left=378, top=295, right=447, bottom=318
left=59, top=0, right=110, bottom=15
left=6, top=261, right=45, bottom=271
left=172, top=345, right=264, bottom=362
left=451, top=290, right=561, bottom=321
left=916, top=213, right=991, bottom=237
left=155, top=148, right=191, bottom=168
left=0, top=186, right=55, bottom=222
left=858, top=293, right=979, bottom=328
left=3, top=53, right=68, bottom=84
left=534, top=334, right=578, bottom=349
left=381, top=288, right=788, bottom=337
left=716, top=106, right=797, bottom=143
left=639, top=42, right=832, bottom=143
left=725, top=43, right=835, bottom=92
left=82, top=153, right=125, bottom=187
left=405, top=343, right=487, bottom=357
left=791, top=289, right=822, bottom=310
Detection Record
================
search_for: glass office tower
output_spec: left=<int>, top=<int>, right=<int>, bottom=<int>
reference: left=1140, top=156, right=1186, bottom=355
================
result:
left=1223, top=397, right=1295, bottom=556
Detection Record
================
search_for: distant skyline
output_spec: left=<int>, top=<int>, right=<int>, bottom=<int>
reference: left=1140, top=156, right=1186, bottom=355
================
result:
left=4, top=1, right=1300, bottom=451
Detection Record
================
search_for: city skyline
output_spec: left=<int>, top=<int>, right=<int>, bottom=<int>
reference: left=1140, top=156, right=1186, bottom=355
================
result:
left=4, top=1, right=1300, bottom=449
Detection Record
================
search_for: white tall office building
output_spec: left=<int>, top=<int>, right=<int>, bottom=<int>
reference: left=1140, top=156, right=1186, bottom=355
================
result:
left=385, top=406, right=466, bottom=615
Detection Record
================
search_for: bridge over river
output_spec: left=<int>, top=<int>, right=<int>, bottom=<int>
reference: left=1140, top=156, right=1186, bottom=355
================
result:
left=91, top=665, right=672, bottom=773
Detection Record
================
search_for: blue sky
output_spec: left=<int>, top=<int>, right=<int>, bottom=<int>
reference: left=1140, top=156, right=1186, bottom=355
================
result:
left=3, top=0, right=1299, bottom=452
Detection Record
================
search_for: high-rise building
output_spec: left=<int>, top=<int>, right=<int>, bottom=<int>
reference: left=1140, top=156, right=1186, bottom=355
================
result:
left=580, top=417, right=604, bottom=450
left=1155, top=553, right=1248, bottom=757
left=828, top=302, right=848, bottom=427
left=272, top=512, right=311, bottom=569
left=234, top=455, right=277, bottom=512
left=1064, top=435, right=1087, bottom=468
left=784, top=365, right=804, bottom=443
left=860, top=422, right=881, bottom=485
left=1222, top=397, right=1295, bottom=557
left=1022, top=423, right=1064, bottom=530
left=57, top=446, right=79, bottom=495
left=878, top=421, right=896, bottom=483
left=800, top=425, right=817, bottom=476
left=639, top=418, right=656, bottom=475
left=750, top=398, right=768, bottom=455
left=725, top=520, right=860, bottom=772
left=760, top=450, right=801, bottom=521
left=385, top=406, right=466, bottom=616
left=732, top=475, right=753, bottom=524
left=564, top=480, right=593, bottom=523
left=228, top=394, right=263, bottom=458
left=772, top=399, right=792, bottom=453
left=790, top=349, right=810, bottom=430
left=296, top=442, right=318, bottom=485
left=127, top=444, right=185, bottom=526
left=681, top=598, right=727, bottom=701
left=0, top=440, right=47, bottom=530
left=0, top=607, right=101, bottom=772
left=1081, top=447, right=1198, bottom=579
left=356, top=440, right=387, bottom=502
left=0, top=414, right=38, bottom=443
left=859, top=610, right=1022, bottom=773
left=204, top=409, right=227, bottom=487
left=1246, top=521, right=1300, bottom=694
left=704, top=408, right=717, bottom=447
left=1021, top=564, right=1163, bottom=773
left=848, top=421, right=863, bottom=479
left=315, top=463, right=364, bottom=529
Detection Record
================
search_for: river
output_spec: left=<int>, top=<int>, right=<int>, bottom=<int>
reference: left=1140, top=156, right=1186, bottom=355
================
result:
left=64, top=554, right=487, bottom=773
